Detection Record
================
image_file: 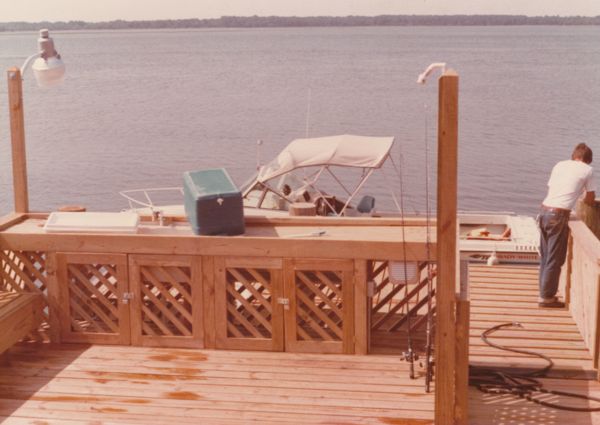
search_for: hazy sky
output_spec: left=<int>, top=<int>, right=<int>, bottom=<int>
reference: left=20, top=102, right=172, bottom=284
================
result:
left=2, top=0, right=600, bottom=22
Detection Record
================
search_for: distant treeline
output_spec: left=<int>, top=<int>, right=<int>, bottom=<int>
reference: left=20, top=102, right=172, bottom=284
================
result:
left=1, top=15, right=599, bottom=31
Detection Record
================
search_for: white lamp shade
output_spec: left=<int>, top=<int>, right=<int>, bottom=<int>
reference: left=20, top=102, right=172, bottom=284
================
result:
left=31, top=56, right=65, bottom=88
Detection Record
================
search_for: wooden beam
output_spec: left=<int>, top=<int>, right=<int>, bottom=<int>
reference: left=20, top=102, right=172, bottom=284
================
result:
left=565, top=232, right=573, bottom=305
left=202, top=256, right=216, bottom=349
left=0, top=231, right=434, bottom=262
left=595, top=273, right=600, bottom=372
left=0, top=213, right=26, bottom=232
left=7, top=68, right=29, bottom=213
left=434, top=69, right=459, bottom=425
left=454, top=298, right=470, bottom=425
left=245, top=215, right=435, bottom=227
left=44, top=252, right=61, bottom=343
left=353, top=260, right=368, bottom=355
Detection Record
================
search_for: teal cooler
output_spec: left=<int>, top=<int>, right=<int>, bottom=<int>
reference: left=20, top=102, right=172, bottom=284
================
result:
left=183, top=168, right=245, bottom=235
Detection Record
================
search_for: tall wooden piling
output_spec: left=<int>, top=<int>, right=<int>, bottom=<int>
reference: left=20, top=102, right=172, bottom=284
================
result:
left=434, top=69, right=459, bottom=424
left=7, top=68, right=29, bottom=213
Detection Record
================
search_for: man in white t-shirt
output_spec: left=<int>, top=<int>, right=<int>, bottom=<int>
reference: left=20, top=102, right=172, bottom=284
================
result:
left=539, top=143, right=596, bottom=308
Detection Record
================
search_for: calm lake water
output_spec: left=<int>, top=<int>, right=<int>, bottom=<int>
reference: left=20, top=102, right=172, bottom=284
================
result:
left=0, top=26, right=599, bottom=215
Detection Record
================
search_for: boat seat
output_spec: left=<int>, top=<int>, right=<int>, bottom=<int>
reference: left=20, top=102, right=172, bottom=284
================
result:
left=357, top=195, right=376, bottom=213
left=0, top=291, right=44, bottom=355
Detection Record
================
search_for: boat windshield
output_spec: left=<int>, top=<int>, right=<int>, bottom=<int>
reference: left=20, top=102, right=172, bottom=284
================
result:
left=243, top=172, right=316, bottom=211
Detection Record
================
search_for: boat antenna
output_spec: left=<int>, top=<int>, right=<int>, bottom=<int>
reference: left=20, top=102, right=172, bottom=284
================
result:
left=305, top=88, right=312, bottom=138
left=256, top=139, right=263, bottom=171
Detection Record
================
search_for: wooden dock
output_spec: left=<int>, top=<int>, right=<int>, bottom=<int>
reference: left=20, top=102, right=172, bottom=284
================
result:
left=1, top=202, right=598, bottom=425
left=3, top=263, right=600, bottom=424
left=0, top=343, right=434, bottom=425
left=468, top=264, right=600, bottom=424
left=0, top=212, right=450, bottom=423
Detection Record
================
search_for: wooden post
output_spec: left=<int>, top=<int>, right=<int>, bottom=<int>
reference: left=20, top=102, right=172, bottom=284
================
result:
left=454, top=260, right=470, bottom=425
left=454, top=299, right=470, bottom=425
left=434, top=69, right=459, bottom=424
left=7, top=68, right=29, bottom=213
left=575, top=198, right=600, bottom=240
left=353, top=259, right=368, bottom=355
left=45, top=252, right=62, bottom=343
left=564, top=233, right=573, bottom=305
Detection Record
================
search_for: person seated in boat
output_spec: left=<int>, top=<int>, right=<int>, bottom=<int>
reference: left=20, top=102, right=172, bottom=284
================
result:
left=466, top=227, right=511, bottom=240
left=275, top=184, right=293, bottom=210
left=272, top=184, right=312, bottom=211
left=271, top=184, right=292, bottom=211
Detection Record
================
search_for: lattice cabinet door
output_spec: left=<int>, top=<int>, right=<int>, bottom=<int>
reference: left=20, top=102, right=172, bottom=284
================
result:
left=214, top=257, right=284, bottom=351
left=56, top=253, right=130, bottom=344
left=129, top=255, right=203, bottom=348
left=284, top=259, right=355, bottom=354
left=1, top=250, right=49, bottom=325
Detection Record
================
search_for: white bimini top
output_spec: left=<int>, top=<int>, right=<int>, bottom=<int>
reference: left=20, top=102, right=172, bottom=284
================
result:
left=543, top=159, right=596, bottom=210
left=257, top=134, right=394, bottom=183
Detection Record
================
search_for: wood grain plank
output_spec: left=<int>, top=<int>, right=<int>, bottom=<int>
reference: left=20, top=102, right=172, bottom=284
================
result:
left=0, top=343, right=434, bottom=425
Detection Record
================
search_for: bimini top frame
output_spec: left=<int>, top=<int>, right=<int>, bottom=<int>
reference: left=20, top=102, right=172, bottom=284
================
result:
left=256, top=134, right=394, bottom=182
left=244, top=134, right=395, bottom=216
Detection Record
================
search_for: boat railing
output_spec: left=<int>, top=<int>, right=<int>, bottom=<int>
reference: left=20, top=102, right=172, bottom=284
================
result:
left=119, top=187, right=183, bottom=211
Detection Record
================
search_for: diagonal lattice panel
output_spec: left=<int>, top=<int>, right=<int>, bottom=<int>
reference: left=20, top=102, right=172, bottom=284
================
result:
left=368, top=260, right=437, bottom=354
left=66, top=263, right=120, bottom=334
left=294, top=270, right=344, bottom=342
left=138, top=265, right=193, bottom=337
left=225, top=267, right=273, bottom=339
left=1, top=250, right=49, bottom=322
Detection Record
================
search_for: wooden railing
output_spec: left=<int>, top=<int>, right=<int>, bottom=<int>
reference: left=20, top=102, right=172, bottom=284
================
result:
left=563, top=219, right=600, bottom=369
left=575, top=198, right=600, bottom=240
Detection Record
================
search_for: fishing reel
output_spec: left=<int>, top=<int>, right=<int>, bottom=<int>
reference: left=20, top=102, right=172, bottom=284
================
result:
left=402, top=349, right=419, bottom=379
left=402, top=349, right=419, bottom=363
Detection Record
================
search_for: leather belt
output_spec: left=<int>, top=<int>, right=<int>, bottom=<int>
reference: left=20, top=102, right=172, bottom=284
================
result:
left=541, top=205, right=570, bottom=214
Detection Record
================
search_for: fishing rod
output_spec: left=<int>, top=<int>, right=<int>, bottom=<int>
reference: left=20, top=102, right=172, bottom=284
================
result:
left=416, top=62, right=447, bottom=391
left=397, top=152, right=417, bottom=379
left=422, top=99, right=435, bottom=393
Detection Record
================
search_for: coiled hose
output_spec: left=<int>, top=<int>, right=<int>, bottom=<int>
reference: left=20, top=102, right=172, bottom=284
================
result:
left=469, top=322, right=600, bottom=412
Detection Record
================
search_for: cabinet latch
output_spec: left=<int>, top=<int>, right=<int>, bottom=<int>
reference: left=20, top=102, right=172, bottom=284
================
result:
left=277, top=297, right=290, bottom=310
left=122, top=292, right=134, bottom=304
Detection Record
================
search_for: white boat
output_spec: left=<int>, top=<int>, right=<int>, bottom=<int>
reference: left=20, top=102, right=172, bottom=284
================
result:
left=120, top=134, right=540, bottom=262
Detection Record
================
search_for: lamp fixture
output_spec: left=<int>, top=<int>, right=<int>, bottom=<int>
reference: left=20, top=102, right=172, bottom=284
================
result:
left=416, top=62, right=447, bottom=85
left=6, top=29, right=66, bottom=214
left=19, top=29, right=65, bottom=88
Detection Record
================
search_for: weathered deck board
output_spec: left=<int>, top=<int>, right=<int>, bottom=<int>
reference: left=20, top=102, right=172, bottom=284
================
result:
left=469, top=264, right=600, bottom=424
left=0, top=343, right=434, bottom=425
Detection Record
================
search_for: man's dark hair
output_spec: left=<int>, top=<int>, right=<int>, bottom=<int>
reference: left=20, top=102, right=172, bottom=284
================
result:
left=572, top=143, right=593, bottom=164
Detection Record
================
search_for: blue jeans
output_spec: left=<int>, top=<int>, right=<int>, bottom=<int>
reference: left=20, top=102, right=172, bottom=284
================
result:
left=538, top=209, right=570, bottom=299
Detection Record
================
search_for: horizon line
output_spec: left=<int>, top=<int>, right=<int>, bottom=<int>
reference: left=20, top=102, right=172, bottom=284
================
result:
left=2, top=13, right=600, bottom=25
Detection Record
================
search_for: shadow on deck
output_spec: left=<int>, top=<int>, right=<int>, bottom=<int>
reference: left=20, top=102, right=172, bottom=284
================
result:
left=468, top=264, right=600, bottom=424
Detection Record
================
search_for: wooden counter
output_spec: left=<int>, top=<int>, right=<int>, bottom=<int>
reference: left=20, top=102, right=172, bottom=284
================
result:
left=0, top=216, right=435, bottom=261
left=0, top=213, right=437, bottom=356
